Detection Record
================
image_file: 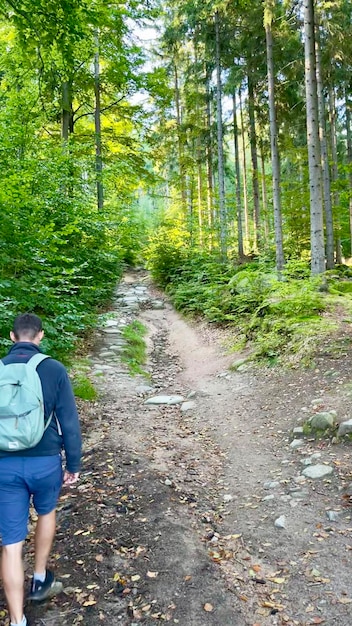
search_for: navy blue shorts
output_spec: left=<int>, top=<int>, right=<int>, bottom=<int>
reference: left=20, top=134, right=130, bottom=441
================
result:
left=0, top=455, right=63, bottom=545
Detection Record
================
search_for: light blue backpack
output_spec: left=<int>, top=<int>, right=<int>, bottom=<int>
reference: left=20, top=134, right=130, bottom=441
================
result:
left=0, top=353, right=52, bottom=451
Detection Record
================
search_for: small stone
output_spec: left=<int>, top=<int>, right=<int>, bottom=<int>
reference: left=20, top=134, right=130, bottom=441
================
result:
left=263, top=481, right=280, bottom=490
left=164, top=479, right=172, bottom=486
left=181, top=401, right=196, bottom=412
left=293, top=427, right=304, bottom=437
left=274, top=515, right=286, bottom=529
left=290, top=439, right=304, bottom=449
left=262, top=494, right=275, bottom=501
left=145, top=395, right=184, bottom=405
left=326, top=510, right=339, bottom=522
left=302, top=464, right=334, bottom=479
left=338, top=419, right=352, bottom=437
left=223, top=494, right=233, bottom=502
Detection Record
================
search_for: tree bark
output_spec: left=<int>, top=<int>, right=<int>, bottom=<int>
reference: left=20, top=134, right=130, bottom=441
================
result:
left=315, top=30, right=334, bottom=268
left=215, top=10, right=227, bottom=260
left=174, top=63, right=187, bottom=212
left=94, top=32, right=104, bottom=211
left=265, top=9, right=284, bottom=273
left=239, top=90, right=250, bottom=250
left=328, top=85, right=342, bottom=263
left=304, top=0, right=325, bottom=274
left=247, top=73, right=261, bottom=250
left=345, top=88, right=352, bottom=257
left=62, top=81, right=73, bottom=141
left=232, top=92, right=244, bottom=260
left=205, top=69, right=215, bottom=248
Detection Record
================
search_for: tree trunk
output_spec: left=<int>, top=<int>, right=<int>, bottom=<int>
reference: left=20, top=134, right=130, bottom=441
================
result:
left=232, top=92, right=244, bottom=260
left=328, top=85, right=342, bottom=264
left=62, top=81, right=73, bottom=141
left=304, top=0, right=325, bottom=274
left=265, top=9, right=284, bottom=273
left=215, top=10, right=227, bottom=260
left=205, top=70, right=215, bottom=248
left=247, top=73, right=261, bottom=250
left=260, top=145, right=269, bottom=239
left=315, top=30, right=334, bottom=268
left=239, top=90, right=250, bottom=250
left=345, top=88, right=352, bottom=257
left=174, top=63, right=187, bottom=212
left=94, top=32, right=104, bottom=211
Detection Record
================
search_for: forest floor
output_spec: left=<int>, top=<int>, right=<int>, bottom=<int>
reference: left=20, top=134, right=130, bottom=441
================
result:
left=5, top=270, right=352, bottom=626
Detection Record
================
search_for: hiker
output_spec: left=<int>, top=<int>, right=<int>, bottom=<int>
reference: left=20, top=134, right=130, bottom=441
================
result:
left=0, top=313, right=82, bottom=626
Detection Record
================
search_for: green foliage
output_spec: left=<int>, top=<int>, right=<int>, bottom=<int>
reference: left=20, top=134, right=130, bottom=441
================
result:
left=72, top=374, right=98, bottom=401
left=147, top=241, right=335, bottom=366
left=120, top=320, right=148, bottom=376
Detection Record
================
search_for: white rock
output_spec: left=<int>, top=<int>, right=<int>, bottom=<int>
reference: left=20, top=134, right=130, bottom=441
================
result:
left=223, top=494, right=233, bottom=502
left=145, top=395, right=184, bottom=405
left=274, top=515, right=286, bottom=529
left=302, top=465, right=334, bottom=479
left=338, top=419, right=352, bottom=437
left=181, top=401, right=196, bottom=412
left=290, top=439, right=304, bottom=449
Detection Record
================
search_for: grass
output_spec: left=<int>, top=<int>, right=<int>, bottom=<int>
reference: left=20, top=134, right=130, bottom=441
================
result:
left=120, top=320, right=148, bottom=376
left=72, top=374, right=98, bottom=401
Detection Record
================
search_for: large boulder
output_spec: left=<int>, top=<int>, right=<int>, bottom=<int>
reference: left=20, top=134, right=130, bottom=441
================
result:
left=309, top=411, right=336, bottom=431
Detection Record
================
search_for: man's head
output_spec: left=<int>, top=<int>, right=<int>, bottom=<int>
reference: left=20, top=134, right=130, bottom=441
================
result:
left=10, top=313, right=44, bottom=344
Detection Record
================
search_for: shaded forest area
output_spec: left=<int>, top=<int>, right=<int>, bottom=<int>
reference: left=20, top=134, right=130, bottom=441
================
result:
left=1, top=0, right=352, bottom=365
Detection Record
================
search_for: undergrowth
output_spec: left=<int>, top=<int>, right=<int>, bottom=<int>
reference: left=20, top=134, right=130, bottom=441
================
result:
left=146, top=239, right=345, bottom=367
left=121, top=320, right=148, bottom=376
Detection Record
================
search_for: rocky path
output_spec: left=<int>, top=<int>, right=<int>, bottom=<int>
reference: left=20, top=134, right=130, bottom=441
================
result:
left=15, top=271, right=352, bottom=626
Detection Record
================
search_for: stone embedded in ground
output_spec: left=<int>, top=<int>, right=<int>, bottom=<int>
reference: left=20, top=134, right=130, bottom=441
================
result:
left=290, top=439, right=304, bottom=449
left=293, top=426, right=304, bottom=437
left=309, top=411, right=336, bottom=431
left=263, top=481, right=280, bottom=490
left=181, top=401, right=196, bottom=412
left=136, top=384, right=155, bottom=394
left=262, top=494, right=275, bottom=501
left=302, top=464, right=334, bottom=479
left=274, top=515, right=286, bottom=529
left=337, top=419, right=352, bottom=437
left=230, top=358, right=249, bottom=371
left=326, top=510, right=339, bottom=522
left=223, top=494, right=233, bottom=502
left=102, top=328, right=123, bottom=334
left=151, top=300, right=165, bottom=309
left=104, top=319, right=119, bottom=327
left=145, top=395, right=184, bottom=405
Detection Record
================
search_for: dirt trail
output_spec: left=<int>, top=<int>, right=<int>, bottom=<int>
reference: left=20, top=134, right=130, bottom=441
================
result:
left=8, top=271, right=352, bottom=626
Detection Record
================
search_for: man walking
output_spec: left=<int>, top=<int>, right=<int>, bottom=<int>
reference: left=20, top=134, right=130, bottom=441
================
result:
left=0, top=313, right=82, bottom=626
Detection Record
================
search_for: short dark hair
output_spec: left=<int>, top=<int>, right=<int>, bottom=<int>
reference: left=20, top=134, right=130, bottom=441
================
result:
left=13, top=313, right=43, bottom=340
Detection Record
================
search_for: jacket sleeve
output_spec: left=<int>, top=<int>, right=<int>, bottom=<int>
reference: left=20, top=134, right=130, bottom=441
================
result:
left=54, top=368, right=82, bottom=473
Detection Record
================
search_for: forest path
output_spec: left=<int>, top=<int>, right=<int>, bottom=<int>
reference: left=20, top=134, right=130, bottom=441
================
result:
left=23, top=270, right=352, bottom=626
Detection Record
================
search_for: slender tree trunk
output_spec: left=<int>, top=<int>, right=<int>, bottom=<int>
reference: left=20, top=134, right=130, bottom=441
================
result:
left=239, top=90, right=250, bottom=250
left=247, top=73, right=261, bottom=250
left=232, top=92, right=244, bottom=260
left=345, top=88, right=352, bottom=257
left=215, top=10, right=227, bottom=260
left=265, top=9, right=284, bottom=273
left=94, top=32, right=104, bottom=211
left=260, top=145, right=269, bottom=240
left=205, top=71, right=215, bottom=249
left=328, top=85, right=342, bottom=263
left=174, top=63, right=187, bottom=212
left=62, top=81, right=73, bottom=141
left=304, top=0, right=325, bottom=274
left=315, top=32, right=334, bottom=268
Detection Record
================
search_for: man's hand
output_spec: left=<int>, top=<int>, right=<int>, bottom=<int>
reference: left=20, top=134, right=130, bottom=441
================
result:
left=63, top=471, right=80, bottom=486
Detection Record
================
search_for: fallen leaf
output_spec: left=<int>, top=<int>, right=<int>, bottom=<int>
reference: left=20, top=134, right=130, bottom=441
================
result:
left=131, top=574, right=140, bottom=582
left=95, top=554, right=104, bottom=562
left=147, top=571, right=159, bottom=578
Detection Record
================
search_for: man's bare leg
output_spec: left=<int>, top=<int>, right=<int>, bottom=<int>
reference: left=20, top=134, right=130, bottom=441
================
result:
left=1, top=541, right=25, bottom=624
left=34, top=510, right=56, bottom=574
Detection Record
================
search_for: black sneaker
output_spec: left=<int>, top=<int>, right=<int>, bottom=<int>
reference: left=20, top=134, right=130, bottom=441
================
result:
left=28, top=570, right=63, bottom=602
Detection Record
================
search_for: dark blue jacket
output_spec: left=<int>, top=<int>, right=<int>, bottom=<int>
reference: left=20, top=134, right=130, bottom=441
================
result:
left=0, top=342, right=82, bottom=473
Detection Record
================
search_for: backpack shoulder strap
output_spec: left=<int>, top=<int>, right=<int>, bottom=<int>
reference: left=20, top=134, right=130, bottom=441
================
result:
left=27, top=353, right=50, bottom=370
